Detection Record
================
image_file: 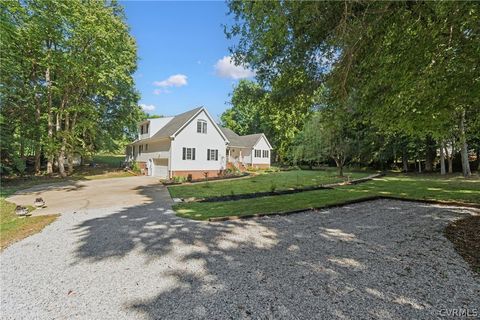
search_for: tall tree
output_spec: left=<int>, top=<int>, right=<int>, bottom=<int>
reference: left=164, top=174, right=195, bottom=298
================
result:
left=0, top=0, right=141, bottom=176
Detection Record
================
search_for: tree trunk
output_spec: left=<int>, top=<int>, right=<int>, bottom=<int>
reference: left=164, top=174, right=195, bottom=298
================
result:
left=46, top=66, right=54, bottom=174
left=34, top=100, right=41, bottom=174
left=477, top=146, right=480, bottom=173
left=444, top=144, right=453, bottom=174
left=402, top=148, right=408, bottom=172
left=334, top=157, right=344, bottom=177
left=440, top=140, right=446, bottom=175
left=424, top=136, right=435, bottom=172
left=418, top=159, right=422, bottom=173
left=459, top=109, right=471, bottom=177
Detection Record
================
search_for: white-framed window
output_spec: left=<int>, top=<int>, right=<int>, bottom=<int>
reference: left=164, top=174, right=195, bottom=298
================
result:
left=140, top=125, right=144, bottom=134
left=145, top=123, right=149, bottom=133
left=207, top=149, right=218, bottom=161
left=139, top=145, right=143, bottom=155
left=197, top=120, right=207, bottom=133
left=262, top=150, right=269, bottom=158
left=182, top=147, right=196, bottom=160
left=145, top=144, right=148, bottom=152
left=254, top=149, right=261, bottom=157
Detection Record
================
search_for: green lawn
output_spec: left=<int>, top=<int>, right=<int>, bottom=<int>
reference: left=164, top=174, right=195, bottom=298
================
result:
left=168, top=169, right=372, bottom=199
left=173, top=174, right=480, bottom=220
left=92, top=154, right=125, bottom=168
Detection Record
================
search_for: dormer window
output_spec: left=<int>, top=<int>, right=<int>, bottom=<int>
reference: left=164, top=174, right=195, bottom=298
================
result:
left=197, top=120, right=207, bottom=133
left=140, top=125, right=144, bottom=134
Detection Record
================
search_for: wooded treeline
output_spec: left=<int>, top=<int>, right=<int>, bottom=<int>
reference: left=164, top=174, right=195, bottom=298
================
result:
left=0, top=0, right=141, bottom=177
left=221, top=1, right=479, bottom=176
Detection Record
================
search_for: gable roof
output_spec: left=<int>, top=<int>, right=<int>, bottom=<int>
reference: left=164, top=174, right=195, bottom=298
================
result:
left=150, top=107, right=202, bottom=140
left=147, top=107, right=228, bottom=143
left=220, top=127, right=272, bottom=149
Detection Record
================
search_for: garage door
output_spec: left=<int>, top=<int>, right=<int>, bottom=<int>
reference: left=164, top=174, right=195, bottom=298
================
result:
left=152, top=158, right=168, bottom=178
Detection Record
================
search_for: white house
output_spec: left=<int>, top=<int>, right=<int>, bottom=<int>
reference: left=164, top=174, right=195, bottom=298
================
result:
left=126, top=107, right=272, bottom=179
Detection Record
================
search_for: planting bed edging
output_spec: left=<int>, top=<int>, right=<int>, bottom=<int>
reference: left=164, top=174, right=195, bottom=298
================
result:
left=163, top=173, right=249, bottom=186
left=206, top=196, right=480, bottom=222
left=181, top=173, right=383, bottom=203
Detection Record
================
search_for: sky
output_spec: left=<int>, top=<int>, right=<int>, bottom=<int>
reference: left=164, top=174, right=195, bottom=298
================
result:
left=121, top=1, right=254, bottom=121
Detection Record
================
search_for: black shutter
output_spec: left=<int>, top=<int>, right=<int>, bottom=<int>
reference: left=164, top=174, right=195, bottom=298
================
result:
left=182, top=147, right=186, bottom=160
left=207, top=149, right=210, bottom=160
left=215, top=150, right=218, bottom=161
left=192, top=148, right=196, bottom=160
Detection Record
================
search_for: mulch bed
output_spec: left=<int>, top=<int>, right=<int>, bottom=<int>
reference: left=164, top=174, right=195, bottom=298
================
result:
left=163, top=173, right=249, bottom=186
left=445, top=215, right=480, bottom=275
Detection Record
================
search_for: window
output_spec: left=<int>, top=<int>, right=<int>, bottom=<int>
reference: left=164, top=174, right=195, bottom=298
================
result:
left=132, top=145, right=136, bottom=156
left=140, top=125, right=144, bottom=135
left=207, top=149, right=218, bottom=161
left=139, top=145, right=143, bottom=155
left=262, top=150, right=269, bottom=158
left=145, top=144, right=148, bottom=152
left=145, top=123, right=149, bottom=133
left=197, top=120, right=207, bottom=133
left=254, top=149, right=261, bottom=157
left=182, top=147, right=196, bottom=160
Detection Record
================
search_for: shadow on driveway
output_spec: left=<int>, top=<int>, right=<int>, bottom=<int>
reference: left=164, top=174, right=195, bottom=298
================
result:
left=73, top=184, right=480, bottom=319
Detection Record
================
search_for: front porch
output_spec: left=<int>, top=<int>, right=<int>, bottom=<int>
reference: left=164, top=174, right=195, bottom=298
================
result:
left=227, top=147, right=251, bottom=171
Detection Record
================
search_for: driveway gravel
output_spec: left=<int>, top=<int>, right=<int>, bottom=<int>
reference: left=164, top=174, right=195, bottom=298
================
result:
left=1, top=180, right=479, bottom=319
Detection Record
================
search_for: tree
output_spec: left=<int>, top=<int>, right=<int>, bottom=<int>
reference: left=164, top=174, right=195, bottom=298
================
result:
left=226, top=1, right=480, bottom=176
left=0, top=0, right=141, bottom=176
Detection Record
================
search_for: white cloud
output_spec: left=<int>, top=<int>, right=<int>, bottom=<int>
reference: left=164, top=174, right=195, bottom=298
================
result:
left=214, top=56, right=255, bottom=80
left=140, top=104, right=155, bottom=112
left=153, top=74, right=188, bottom=88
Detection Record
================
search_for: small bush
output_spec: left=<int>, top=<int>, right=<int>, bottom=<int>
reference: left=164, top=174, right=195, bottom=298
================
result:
left=270, top=182, right=277, bottom=193
left=131, top=161, right=141, bottom=174
left=13, top=157, right=26, bottom=175
left=172, top=176, right=187, bottom=183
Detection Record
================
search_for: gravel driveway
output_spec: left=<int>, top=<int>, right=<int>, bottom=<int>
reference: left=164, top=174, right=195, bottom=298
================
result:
left=1, top=180, right=479, bottom=319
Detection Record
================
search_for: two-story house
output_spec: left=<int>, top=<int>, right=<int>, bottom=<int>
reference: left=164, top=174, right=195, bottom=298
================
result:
left=126, top=107, right=272, bottom=179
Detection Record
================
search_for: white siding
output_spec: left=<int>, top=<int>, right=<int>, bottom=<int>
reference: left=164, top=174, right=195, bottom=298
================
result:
left=170, top=110, right=227, bottom=171
left=138, top=117, right=174, bottom=140
left=133, top=139, right=171, bottom=163
left=251, top=136, right=271, bottom=165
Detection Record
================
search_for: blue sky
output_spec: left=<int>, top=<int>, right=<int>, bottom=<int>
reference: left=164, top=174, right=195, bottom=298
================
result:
left=121, top=1, right=254, bottom=121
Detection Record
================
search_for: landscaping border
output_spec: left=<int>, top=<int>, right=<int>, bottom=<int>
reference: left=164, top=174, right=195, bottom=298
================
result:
left=206, top=196, right=480, bottom=222
left=163, top=172, right=250, bottom=186
left=182, top=173, right=383, bottom=203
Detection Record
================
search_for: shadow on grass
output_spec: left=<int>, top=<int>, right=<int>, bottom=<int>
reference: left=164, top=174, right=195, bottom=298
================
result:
left=72, top=184, right=480, bottom=319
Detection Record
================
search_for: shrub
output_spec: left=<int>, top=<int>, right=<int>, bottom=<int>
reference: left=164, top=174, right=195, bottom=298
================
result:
left=13, top=157, right=26, bottom=175
left=131, top=161, right=141, bottom=174
left=270, top=182, right=277, bottom=193
left=172, top=176, right=187, bottom=183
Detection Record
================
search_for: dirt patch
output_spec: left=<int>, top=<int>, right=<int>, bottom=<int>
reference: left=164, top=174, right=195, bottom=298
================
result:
left=445, top=215, right=480, bottom=274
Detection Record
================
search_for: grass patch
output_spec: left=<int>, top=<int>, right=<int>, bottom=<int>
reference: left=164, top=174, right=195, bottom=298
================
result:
left=0, top=198, right=58, bottom=250
left=173, top=174, right=480, bottom=220
left=91, top=154, right=125, bottom=168
left=168, top=169, right=371, bottom=199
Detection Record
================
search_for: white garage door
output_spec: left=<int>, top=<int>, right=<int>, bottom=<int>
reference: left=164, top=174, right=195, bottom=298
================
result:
left=152, top=158, right=168, bottom=178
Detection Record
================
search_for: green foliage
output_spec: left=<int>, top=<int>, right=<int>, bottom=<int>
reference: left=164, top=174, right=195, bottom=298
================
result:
left=0, top=0, right=140, bottom=176
left=221, top=79, right=313, bottom=161
left=226, top=1, right=480, bottom=175
left=130, top=161, right=141, bottom=174
left=12, top=157, right=26, bottom=175
left=172, top=176, right=187, bottom=183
